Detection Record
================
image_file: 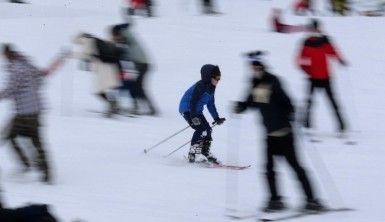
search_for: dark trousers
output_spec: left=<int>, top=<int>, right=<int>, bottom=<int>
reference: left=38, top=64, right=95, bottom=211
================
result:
left=202, top=0, right=214, bottom=12
left=182, top=112, right=212, bottom=145
left=144, top=0, right=153, bottom=16
left=265, top=133, right=315, bottom=201
left=134, top=62, right=156, bottom=113
left=304, top=79, right=345, bottom=131
left=5, top=114, right=49, bottom=178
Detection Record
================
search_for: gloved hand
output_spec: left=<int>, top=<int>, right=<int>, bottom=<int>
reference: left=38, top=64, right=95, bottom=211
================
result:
left=191, top=117, right=201, bottom=126
left=233, top=101, right=247, bottom=114
left=213, top=117, right=226, bottom=125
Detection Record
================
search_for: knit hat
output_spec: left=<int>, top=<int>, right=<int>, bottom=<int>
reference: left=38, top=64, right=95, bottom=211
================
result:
left=246, top=51, right=265, bottom=67
left=111, top=23, right=130, bottom=36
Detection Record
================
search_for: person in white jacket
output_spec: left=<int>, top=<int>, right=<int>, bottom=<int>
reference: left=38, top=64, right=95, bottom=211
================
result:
left=73, top=33, right=122, bottom=116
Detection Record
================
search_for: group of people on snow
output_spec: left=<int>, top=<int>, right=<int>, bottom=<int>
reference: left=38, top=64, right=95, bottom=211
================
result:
left=0, top=21, right=159, bottom=187
left=293, top=0, right=349, bottom=15
left=126, top=0, right=220, bottom=17
left=180, top=18, right=348, bottom=212
left=73, top=23, right=158, bottom=117
left=0, top=0, right=351, bottom=218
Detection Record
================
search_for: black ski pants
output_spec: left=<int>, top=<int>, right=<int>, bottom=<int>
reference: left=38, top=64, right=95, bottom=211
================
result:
left=133, top=62, right=156, bottom=113
left=265, top=133, right=315, bottom=201
left=182, top=112, right=212, bottom=145
left=304, top=79, right=345, bottom=131
left=5, top=114, right=50, bottom=177
left=202, top=0, right=213, bottom=11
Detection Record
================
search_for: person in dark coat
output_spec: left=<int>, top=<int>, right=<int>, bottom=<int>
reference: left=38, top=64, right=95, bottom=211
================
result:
left=234, top=52, right=324, bottom=212
left=179, top=64, right=226, bottom=164
left=297, top=19, right=347, bottom=133
left=111, top=23, right=158, bottom=115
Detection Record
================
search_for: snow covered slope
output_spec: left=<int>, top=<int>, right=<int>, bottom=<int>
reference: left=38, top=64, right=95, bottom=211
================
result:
left=0, top=0, right=384, bottom=221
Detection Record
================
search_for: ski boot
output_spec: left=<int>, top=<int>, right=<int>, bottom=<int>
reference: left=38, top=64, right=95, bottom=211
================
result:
left=201, top=140, right=220, bottom=164
left=35, top=153, right=52, bottom=184
left=263, top=198, right=286, bottom=212
left=105, top=100, right=119, bottom=117
left=303, top=199, right=325, bottom=212
left=188, top=144, right=202, bottom=163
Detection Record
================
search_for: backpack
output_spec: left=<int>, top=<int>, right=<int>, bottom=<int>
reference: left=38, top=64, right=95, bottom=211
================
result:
left=94, top=38, right=120, bottom=64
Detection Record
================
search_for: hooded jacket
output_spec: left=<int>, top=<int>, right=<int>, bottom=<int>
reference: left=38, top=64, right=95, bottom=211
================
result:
left=117, top=26, right=148, bottom=64
left=297, top=33, right=343, bottom=79
left=179, top=64, right=220, bottom=119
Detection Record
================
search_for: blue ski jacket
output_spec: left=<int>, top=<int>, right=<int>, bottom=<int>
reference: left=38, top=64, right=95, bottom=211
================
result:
left=179, top=64, right=219, bottom=119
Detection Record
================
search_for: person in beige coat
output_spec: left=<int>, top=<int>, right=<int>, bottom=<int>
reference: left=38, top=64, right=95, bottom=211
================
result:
left=73, top=33, right=121, bottom=116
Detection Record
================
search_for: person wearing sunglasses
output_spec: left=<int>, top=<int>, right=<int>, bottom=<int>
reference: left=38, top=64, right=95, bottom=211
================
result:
left=179, top=64, right=226, bottom=164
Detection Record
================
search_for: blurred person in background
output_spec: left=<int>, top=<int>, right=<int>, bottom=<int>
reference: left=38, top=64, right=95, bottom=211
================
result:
left=73, top=33, right=122, bottom=117
left=330, top=0, right=349, bottom=15
left=127, top=0, right=153, bottom=17
left=297, top=19, right=348, bottom=134
left=293, top=0, right=314, bottom=15
left=111, top=23, right=158, bottom=116
left=271, top=8, right=309, bottom=33
left=0, top=44, right=51, bottom=183
left=179, top=64, right=225, bottom=164
left=0, top=200, right=58, bottom=222
left=8, top=0, right=26, bottom=3
left=233, top=51, right=324, bottom=212
left=201, top=0, right=219, bottom=14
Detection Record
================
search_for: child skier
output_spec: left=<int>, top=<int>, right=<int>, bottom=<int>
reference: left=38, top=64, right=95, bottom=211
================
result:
left=179, top=64, right=225, bottom=164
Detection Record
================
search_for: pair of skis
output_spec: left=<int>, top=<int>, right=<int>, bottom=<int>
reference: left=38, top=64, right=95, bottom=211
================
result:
left=196, top=161, right=250, bottom=170
left=187, top=157, right=251, bottom=171
left=227, top=207, right=355, bottom=221
left=305, top=131, right=357, bottom=145
left=87, top=109, right=138, bottom=118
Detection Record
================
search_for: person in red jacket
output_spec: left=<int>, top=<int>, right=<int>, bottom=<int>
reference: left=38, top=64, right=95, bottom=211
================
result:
left=297, top=19, right=347, bottom=133
left=294, top=0, right=314, bottom=15
left=127, top=0, right=153, bottom=17
left=271, top=8, right=309, bottom=33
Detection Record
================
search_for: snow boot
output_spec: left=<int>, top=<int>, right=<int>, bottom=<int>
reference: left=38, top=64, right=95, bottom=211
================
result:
left=201, top=140, right=220, bottom=164
left=188, top=144, right=202, bottom=163
left=263, top=198, right=286, bottom=212
left=105, top=100, right=119, bottom=117
left=35, top=155, right=51, bottom=184
left=303, top=199, right=325, bottom=212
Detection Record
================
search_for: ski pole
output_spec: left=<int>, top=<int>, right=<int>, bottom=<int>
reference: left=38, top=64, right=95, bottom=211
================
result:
left=144, top=125, right=190, bottom=154
left=294, top=123, right=346, bottom=207
left=164, top=140, right=191, bottom=157
left=164, top=123, right=218, bottom=157
left=225, top=114, right=242, bottom=214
